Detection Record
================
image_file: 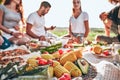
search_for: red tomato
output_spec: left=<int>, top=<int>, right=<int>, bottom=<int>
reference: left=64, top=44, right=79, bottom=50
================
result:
left=47, top=59, right=53, bottom=66
left=58, top=76, right=66, bottom=80
left=63, top=73, right=71, bottom=80
left=58, top=49, right=64, bottom=55
left=38, top=59, right=48, bottom=65
left=103, top=50, right=109, bottom=56
left=58, top=73, right=71, bottom=80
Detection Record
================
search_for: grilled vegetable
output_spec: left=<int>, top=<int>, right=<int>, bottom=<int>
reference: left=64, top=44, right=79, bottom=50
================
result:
left=54, top=65, right=70, bottom=78
left=76, top=58, right=89, bottom=74
left=60, top=51, right=77, bottom=65
left=64, top=61, right=82, bottom=77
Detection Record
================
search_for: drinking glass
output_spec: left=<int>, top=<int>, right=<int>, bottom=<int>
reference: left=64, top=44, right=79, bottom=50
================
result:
left=112, top=42, right=120, bottom=64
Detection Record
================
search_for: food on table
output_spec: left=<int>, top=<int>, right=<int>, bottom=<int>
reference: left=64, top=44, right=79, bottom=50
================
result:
left=0, top=57, right=24, bottom=65
left=47, top=66, right=54, bottom=78
left=92, top=45, right=102, bottom=54
left=54, top=65, right=70, bottom=78
left=103, top=50, right=110, bottom=56
left=52, top=60, right=60, bottom=67
left=76, top=58, right=89, bottom=74
left=0, top=49, right=30, bottom=58
left=41, top=54, right=55, bottom=60
left=60, top=51, right=77, bottom=65
left=74, top=49, right=83, bottom=59
left=58, top=73, right=71, bottom=80
left=64, top=61, right=82, bottom=77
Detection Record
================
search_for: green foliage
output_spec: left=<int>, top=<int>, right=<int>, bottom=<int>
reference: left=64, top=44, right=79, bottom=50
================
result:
left=50, top=28, right=116, bottom=42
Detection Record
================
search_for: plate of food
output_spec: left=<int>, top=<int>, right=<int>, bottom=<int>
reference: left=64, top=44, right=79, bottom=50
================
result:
left=91, top=45, right=113, bottom=58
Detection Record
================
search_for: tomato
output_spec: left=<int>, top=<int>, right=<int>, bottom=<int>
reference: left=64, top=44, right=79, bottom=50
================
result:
left=58, top=76, right=66, bottom=80
left=58, top=73, right=71, bottom=80
left=103, top=50, right=109, bottom=56
left=63, top=73, right=71, bottom=80
left=38, top=58, right=48, bottom=65
left=58, top=49, right=64, bottom=55
left=47, top=59, right=53, bottom=66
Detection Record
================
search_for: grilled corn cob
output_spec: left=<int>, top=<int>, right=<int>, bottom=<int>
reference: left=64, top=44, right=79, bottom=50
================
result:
left=60, top=51, right=77, bottom=65
left=54, top=65, right=70, bottom=78
left=74, top=49, right=82, bottom=58
left=64, top=61, right=82, bottom=77
left=41, top=54, right=55, bottom=60
left=47, top=66, right=54, bottom=78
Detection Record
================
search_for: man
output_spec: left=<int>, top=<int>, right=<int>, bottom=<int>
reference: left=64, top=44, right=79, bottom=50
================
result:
left=26, top=1, right=57, bottom=41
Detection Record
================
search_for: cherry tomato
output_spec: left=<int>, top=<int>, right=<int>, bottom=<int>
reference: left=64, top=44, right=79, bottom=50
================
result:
left=58, top=49, right=64, bottom=55
left=38, top=58, right=48, bottom=65
left=103, top=50, right=109, bottom=56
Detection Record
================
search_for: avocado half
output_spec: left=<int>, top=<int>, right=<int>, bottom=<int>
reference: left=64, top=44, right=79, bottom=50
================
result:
left=76, top=58, right=89, bottom=74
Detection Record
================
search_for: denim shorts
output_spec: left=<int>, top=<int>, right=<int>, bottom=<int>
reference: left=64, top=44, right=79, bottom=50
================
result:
left=72, top=33, right=84, bottom=42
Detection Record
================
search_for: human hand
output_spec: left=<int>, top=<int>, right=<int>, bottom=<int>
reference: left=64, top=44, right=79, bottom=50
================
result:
left=14, top=26, right=20, bottom=31
left=50, top=26, right=56, bottom=30
left=12, top=32, right=23, bottom=38
left=39, top=36, right=46, bottom=41
left=0, top=36, right=4, bottom=45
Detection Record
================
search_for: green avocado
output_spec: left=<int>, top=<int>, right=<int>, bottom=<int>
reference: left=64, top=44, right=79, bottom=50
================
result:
left=76, top=58, right=89, bottom=74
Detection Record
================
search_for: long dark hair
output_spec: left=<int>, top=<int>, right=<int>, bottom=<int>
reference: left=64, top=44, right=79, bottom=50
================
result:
left=4, top=0, right=25, bottom=24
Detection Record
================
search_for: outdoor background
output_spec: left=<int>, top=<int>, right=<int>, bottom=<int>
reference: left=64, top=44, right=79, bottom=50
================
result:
left=0, top=0, right=116, bottom=41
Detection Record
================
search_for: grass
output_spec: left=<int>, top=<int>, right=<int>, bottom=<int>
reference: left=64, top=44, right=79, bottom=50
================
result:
left=50, top=27, right=116, bottom=41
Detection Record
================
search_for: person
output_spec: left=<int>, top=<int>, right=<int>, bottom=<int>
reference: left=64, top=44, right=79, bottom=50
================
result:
left=0, top=0, right=29, bottom=45
left=99, top=12, right=112, bottom=36
left=68, top=0, right=89, bottom=43
left=0, top=35, right=4, bottom=46
left=95, top=0, right=120, bottom=44
left=26, top=1, right=57, bottom=42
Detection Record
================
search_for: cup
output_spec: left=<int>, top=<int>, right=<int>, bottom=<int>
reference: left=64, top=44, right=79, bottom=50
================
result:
left=112, top=42, right=120, bottom=63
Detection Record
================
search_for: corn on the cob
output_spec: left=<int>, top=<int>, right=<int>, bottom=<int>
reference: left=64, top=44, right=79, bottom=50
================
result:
left=52, top=51, right=61, bottom=59
left=74, top=49, right=82, bottom=59
left=60, top=51, right=77, bottom=65
left=64, top=61, right=82, bottom=77
left=52, top=60, right=60, bottom=67
left=70, top=68, right=82, bottom=77
left=25, top=65, right=34, bottom=71
left=41, top=54, right=55, bottom=60
left=47, top=66, right=54, bottom=78
left=54, top=65, right=70, bottom=78
left=27, top=58, right=38, bottom=67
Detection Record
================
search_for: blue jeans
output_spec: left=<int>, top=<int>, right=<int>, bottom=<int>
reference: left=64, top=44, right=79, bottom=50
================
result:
left=72, top=33, right=84, bottom=43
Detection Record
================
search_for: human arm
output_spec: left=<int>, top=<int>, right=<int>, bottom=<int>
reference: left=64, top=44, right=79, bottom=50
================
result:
left=26, top=23, right=46, bottom=41
left=0, top=35, right=4, bottom=45
left=26, top=23, right=40, bottom=39
left=0, top=9, right=22, bottom=38
left=69, top=24, right=73, bottom=37
left=84, top=20, right=89, bottom=38
left=45, top=26, right=56, bottom=31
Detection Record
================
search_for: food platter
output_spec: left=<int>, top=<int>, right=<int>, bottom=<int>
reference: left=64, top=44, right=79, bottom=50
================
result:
left=91, top=51, right=113, bottom=58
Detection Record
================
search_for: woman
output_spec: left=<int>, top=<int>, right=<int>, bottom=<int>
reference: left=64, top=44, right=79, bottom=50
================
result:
left=69, top=0, right=89, bottom=43
left=99, top=12, right=112, bottom=37
left=0, top=0, right=29, bottom=45
left=0, top=35, right=4, bottom=46
left=95, top=0, right=120, bottom=44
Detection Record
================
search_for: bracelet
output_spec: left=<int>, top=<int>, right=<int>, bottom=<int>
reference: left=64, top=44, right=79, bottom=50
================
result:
left=10, top=31, right=13, bottom=35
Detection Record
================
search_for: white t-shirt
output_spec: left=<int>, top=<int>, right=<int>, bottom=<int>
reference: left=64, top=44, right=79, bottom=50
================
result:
left=27, top=12, right=46, bottom=36
left=69, top=12, right=89, bottom=34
